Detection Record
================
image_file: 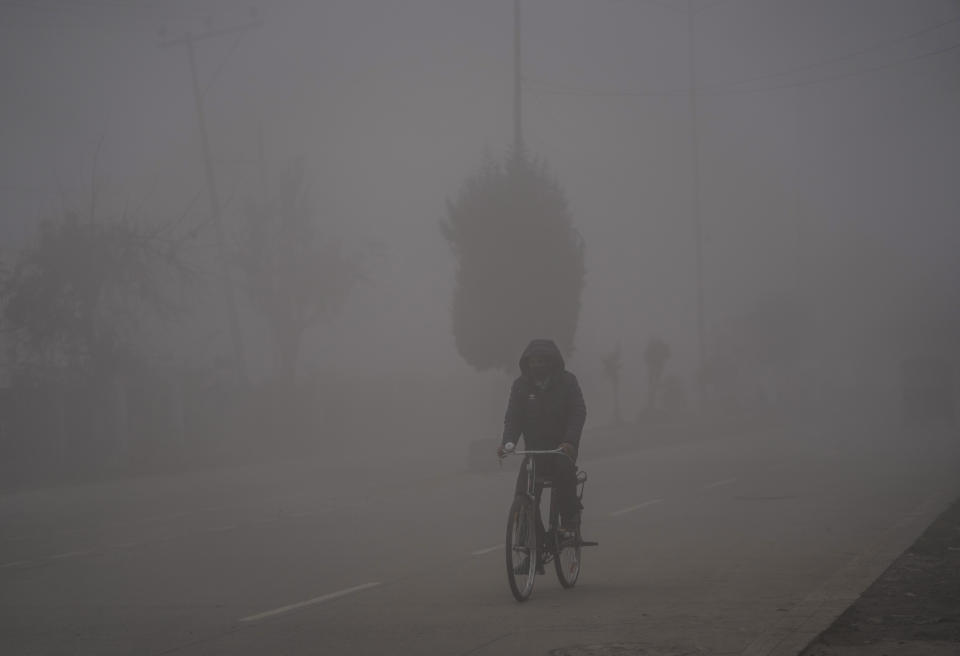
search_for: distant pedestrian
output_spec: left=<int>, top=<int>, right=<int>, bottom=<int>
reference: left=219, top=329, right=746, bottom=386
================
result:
left=644, top=337, right=670, bottom=412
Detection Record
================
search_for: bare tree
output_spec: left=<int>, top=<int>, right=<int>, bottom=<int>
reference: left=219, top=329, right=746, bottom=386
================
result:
left=601, top=344, right=623, bottom=426
left=235, top=160, right=363, bottom=383
left=643, top=336, right=671, bottom=413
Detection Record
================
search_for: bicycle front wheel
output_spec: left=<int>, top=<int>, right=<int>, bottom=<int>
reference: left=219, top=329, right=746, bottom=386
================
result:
left=554, top=527, right=581, bottom=588
left=505, top=496, right=537, bottom=601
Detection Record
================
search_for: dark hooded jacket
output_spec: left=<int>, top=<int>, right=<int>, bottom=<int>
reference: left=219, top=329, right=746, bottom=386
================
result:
left=502, top=339, right=587, bottom=451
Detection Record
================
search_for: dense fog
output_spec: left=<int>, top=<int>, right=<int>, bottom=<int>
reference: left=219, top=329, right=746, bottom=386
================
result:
left=1, top=0, right=958, bottom=481
left=2, top=3, right=960, bottom=654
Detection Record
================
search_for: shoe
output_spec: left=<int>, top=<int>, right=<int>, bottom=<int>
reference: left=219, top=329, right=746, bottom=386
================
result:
left=516, top=556, right=544, bottom=576
left=515, top=555, right=531, bottom=575
left=560, top=513, right=581, bottom=532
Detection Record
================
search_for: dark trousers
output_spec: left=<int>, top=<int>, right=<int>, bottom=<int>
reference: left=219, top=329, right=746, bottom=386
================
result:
left=513, top=455, right=581, bottom=521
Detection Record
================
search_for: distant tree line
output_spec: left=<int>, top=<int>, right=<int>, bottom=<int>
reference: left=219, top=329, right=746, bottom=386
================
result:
left=0, top=157, right=365, bottom=485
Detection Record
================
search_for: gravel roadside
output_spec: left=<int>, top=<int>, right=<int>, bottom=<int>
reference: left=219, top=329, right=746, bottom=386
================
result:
left=799, top=496, right=960, bottom=656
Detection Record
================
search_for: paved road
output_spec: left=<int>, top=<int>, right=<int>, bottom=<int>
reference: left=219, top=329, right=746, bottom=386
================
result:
left=2, top=416, right=958, bottom=655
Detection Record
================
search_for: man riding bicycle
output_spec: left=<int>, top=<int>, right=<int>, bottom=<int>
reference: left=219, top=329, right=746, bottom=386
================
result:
left=498, top=339, right=587, bottom=532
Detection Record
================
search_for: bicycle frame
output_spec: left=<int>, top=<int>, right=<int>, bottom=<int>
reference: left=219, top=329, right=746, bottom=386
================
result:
left=501, top=446, right=596, bottom=600
left=507, top=448, right=585, bottom=495
left=503, top=448, right=587, bottom=551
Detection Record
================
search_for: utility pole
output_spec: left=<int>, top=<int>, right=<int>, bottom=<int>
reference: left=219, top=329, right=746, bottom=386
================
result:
left=513, top=0, right=524, bottom=154
left=257, top=120, right=269, bottom=200
left=687, top=0, right=706, bottom=410
left=161, top=16, right=262, bottom=384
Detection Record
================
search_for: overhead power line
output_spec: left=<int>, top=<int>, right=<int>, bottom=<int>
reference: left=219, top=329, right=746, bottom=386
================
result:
left=605, top=0, right=735, bottom=15
left=710, top=38, right=960, bottom=96
left=523, top=16, right=960, bottom=100
left=694, top=0, right=731, bottom=14
left=524, top=76, right=686, bottom=98
left=0, top=1, right=257, bottom=33
left=201, top=34, right=247, bottom=98
left=0, top=0, right=208, bottom=24
left=704, top=13, right=960, bottom=92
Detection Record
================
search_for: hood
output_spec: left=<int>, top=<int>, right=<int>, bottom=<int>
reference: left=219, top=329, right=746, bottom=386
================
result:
left=519, top=338, right=565, bottom=377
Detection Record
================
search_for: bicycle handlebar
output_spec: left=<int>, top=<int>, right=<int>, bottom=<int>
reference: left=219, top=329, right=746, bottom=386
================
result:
left=508, top=448, right=564, bottom=456
left=499, top=444, right=575, bottom=463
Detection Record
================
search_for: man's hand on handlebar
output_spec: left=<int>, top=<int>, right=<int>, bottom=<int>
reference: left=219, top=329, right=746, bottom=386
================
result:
left=497, top=442, right=576, bottom=458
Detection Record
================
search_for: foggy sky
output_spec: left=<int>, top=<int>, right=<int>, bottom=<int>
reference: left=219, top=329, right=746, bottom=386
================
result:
left=2, top=0, right=959, bottom=386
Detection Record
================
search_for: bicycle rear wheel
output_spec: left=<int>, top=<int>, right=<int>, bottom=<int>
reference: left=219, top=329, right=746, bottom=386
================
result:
left=554, top=527, right=581, bottom=588
left=505, top=496, right=537, bottom=601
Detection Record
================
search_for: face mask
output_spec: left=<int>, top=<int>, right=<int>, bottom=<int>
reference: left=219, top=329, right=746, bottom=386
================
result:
left=530, top=365, right=551, bottom=386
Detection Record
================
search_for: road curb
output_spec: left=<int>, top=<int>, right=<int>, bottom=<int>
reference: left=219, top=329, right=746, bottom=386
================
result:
left=740, top=481, right=960, bottom=656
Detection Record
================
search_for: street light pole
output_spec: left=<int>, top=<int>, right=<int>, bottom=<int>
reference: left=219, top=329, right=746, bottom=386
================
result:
left=513, top=0, right=524, bottom=154
left=688, top=0, right=706, bottom=409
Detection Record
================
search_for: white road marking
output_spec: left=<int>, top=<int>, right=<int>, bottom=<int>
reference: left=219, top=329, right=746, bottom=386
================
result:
left=471, top=544, right=503, bottom=556
left=1, top=560, right=32, bottom=568
left=140, top=506, right=224, bottom=524
left=50, top=550, right=95, bottom=560
left=142, top=512, right=190, bottom=523
left=702, top=477, right=737, bottom=490
left=249, top=517, right=280, bottom=525
left=239, top=582, right=382, bottom=622
left=609, top=499, right=664, bottom=516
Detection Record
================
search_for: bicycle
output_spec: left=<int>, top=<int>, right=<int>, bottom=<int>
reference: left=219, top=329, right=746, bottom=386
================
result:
left=500, top=443, right=598, bottom=602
